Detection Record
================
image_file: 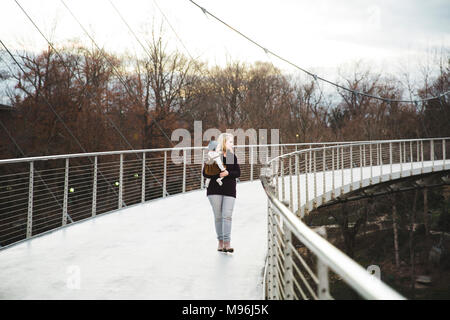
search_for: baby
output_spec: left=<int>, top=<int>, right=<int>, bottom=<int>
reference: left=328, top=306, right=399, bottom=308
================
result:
left=204, top=140, right=226, bottom=188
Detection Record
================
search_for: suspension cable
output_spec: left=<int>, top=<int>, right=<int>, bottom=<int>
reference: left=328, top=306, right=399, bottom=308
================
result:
left=14, top=0, right=169, bottom=195
left=0, top=38, right=127, bottom=209
left=188, top=0, right=449, bottom=104
left=60, top=0, right=203, bottom=185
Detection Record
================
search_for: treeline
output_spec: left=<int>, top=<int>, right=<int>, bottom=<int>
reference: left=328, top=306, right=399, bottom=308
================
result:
left=0, top=37, right=449, bottom=159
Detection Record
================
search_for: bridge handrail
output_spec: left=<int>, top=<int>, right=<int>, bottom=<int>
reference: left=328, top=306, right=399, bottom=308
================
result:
left=0, top=137, right=448, bottom=300
left=260, top=171, right=406, bottom=300
left=0, top=141, right=344, bottom=248
left=259, top=137, right=450, bottom=300
left=1, top=137, right=448, bottom=164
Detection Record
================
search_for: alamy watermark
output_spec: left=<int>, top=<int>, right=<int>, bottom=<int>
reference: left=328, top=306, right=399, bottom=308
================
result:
left=171, top=121, right=280, bottom=165
left=66, top=265, right=81, bottom=290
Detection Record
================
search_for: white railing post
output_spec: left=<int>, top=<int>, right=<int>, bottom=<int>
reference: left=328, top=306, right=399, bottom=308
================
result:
left=331, top=148, right=335, bottom=198
left=266, top=205, right=274, bottom=299
left=313, top=150, right=317, bottom=208
left=281, top=157, right=285, bottom=201
left=183, top=149, right=186, bottom=193
left=271, top=211, right=280, bottom=299
left=26, top=161, right=34, bottom=239
left=336, top=147, right=339, bottom=177
left=363, top=144, right=366, bottom=167
left=431, top=139, right=435, bottom=171
left=92, top=156, right=97, bottom=216
left=201, top=149, right=205, bottom=189
left=421, top=140, right=424, bottom=173
left=443, top=139, right=446, bottom=167
left=250, top=146, right=254, bottom=181
left=63, top=158, right=69, bottom=226
left=163, top=151, right=167, bottom=197
left=389, top=142, right=392, bottom=180
left=359, top=145, right=363, bottom=187
left=322, top=149, right=326, bottom=202
left=315, top=227, right=331, bottom=300
left=416, top=140, right=420, bottom=164
left=275, top=159, right=279, bottom=198
left=380, top=143, right=383, bottom=179
left=317, top=257, right=330, bottom=300
left=141, top=153, right=146, bottom=203
left=403, top=141, right=407, bottom=163
left=289, top=157, right=293, bottom=211
left=296, top=154, right=301, bottom=217
left=305, top=153, right=309, bottom=215
left=282, top=222, right=294, bottom=300
left=119, top=153, right=123, bottom=209
left=377, top=143, right=380, bottom=166
left=350, top=145, right=353, bottom=191
left=399, top=142, right=403, bottom=177
left=410, top=141, right=413, bottom=174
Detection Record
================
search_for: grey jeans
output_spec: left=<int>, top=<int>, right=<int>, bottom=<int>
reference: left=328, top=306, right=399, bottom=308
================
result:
left=207, top=195, right=235, bottom=242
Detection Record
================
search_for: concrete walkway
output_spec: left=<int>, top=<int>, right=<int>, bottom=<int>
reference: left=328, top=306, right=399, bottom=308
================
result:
left=1, top=160, right=446, bottom=300
left=0, top=181, right=268, bottom=300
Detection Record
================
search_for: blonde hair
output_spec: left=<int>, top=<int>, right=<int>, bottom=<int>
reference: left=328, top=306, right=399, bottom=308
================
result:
left=216, top=133, right=234, bottom=153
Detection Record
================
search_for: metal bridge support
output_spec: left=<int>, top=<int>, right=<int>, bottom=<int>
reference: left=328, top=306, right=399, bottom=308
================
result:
left=141, top=153, right=146, bottom=203
left=315, top=227, right=331, bottom=300
left=118, top=154, right=123, bottom=209
left=26, top=161, right=34, bottom=239
left=92, top=156, right=98, bottom=216
left=63, top=158, right=69, bottom=226
left=282, top=222, right=294, bottom=299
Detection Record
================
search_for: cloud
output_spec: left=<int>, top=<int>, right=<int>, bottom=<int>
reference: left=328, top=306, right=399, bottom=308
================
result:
left=318, top=0, right=450, bottom=52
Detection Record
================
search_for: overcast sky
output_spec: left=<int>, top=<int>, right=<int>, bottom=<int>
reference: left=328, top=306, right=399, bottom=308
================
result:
left=1, top=0, right=449, bottom=89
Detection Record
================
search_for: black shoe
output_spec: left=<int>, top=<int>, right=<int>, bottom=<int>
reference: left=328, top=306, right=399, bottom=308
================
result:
left=224, top=247, right=234, bottom=253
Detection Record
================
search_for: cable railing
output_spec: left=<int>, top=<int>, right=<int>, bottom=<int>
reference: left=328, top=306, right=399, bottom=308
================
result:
left=260, top=137, right=450, bottom=300
left=0, top=141, right=356, bottom=249
left=1, top=138, right=448, bottom=300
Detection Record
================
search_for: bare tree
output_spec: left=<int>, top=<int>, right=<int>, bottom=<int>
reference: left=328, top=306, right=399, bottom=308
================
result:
left=133, top=29, right=197, bottom=148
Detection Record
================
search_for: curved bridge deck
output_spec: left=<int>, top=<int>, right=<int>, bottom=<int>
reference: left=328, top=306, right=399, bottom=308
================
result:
left=277, top=160, right=449, bottom=215
left=0, top=181, right=267, bottom=300
left=0, top=159, right=448, bottom=299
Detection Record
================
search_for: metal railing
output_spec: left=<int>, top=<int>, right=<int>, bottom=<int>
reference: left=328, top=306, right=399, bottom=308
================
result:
left=0, top=141, right=356, bottom=249
left=1, top=138, right=448, bottom=299
left=260, top=137, right=450, bottom=300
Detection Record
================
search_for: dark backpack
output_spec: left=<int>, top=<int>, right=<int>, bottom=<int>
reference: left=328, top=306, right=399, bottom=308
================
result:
left=204, top=163, right=225, bottom=176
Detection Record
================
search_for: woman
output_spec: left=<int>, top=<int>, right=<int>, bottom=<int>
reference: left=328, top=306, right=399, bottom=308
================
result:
left=203, top=133, right=240, bottom=253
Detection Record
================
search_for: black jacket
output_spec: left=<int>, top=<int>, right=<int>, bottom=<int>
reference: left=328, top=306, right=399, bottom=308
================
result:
left=202, top=152, right=241, bottom=198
